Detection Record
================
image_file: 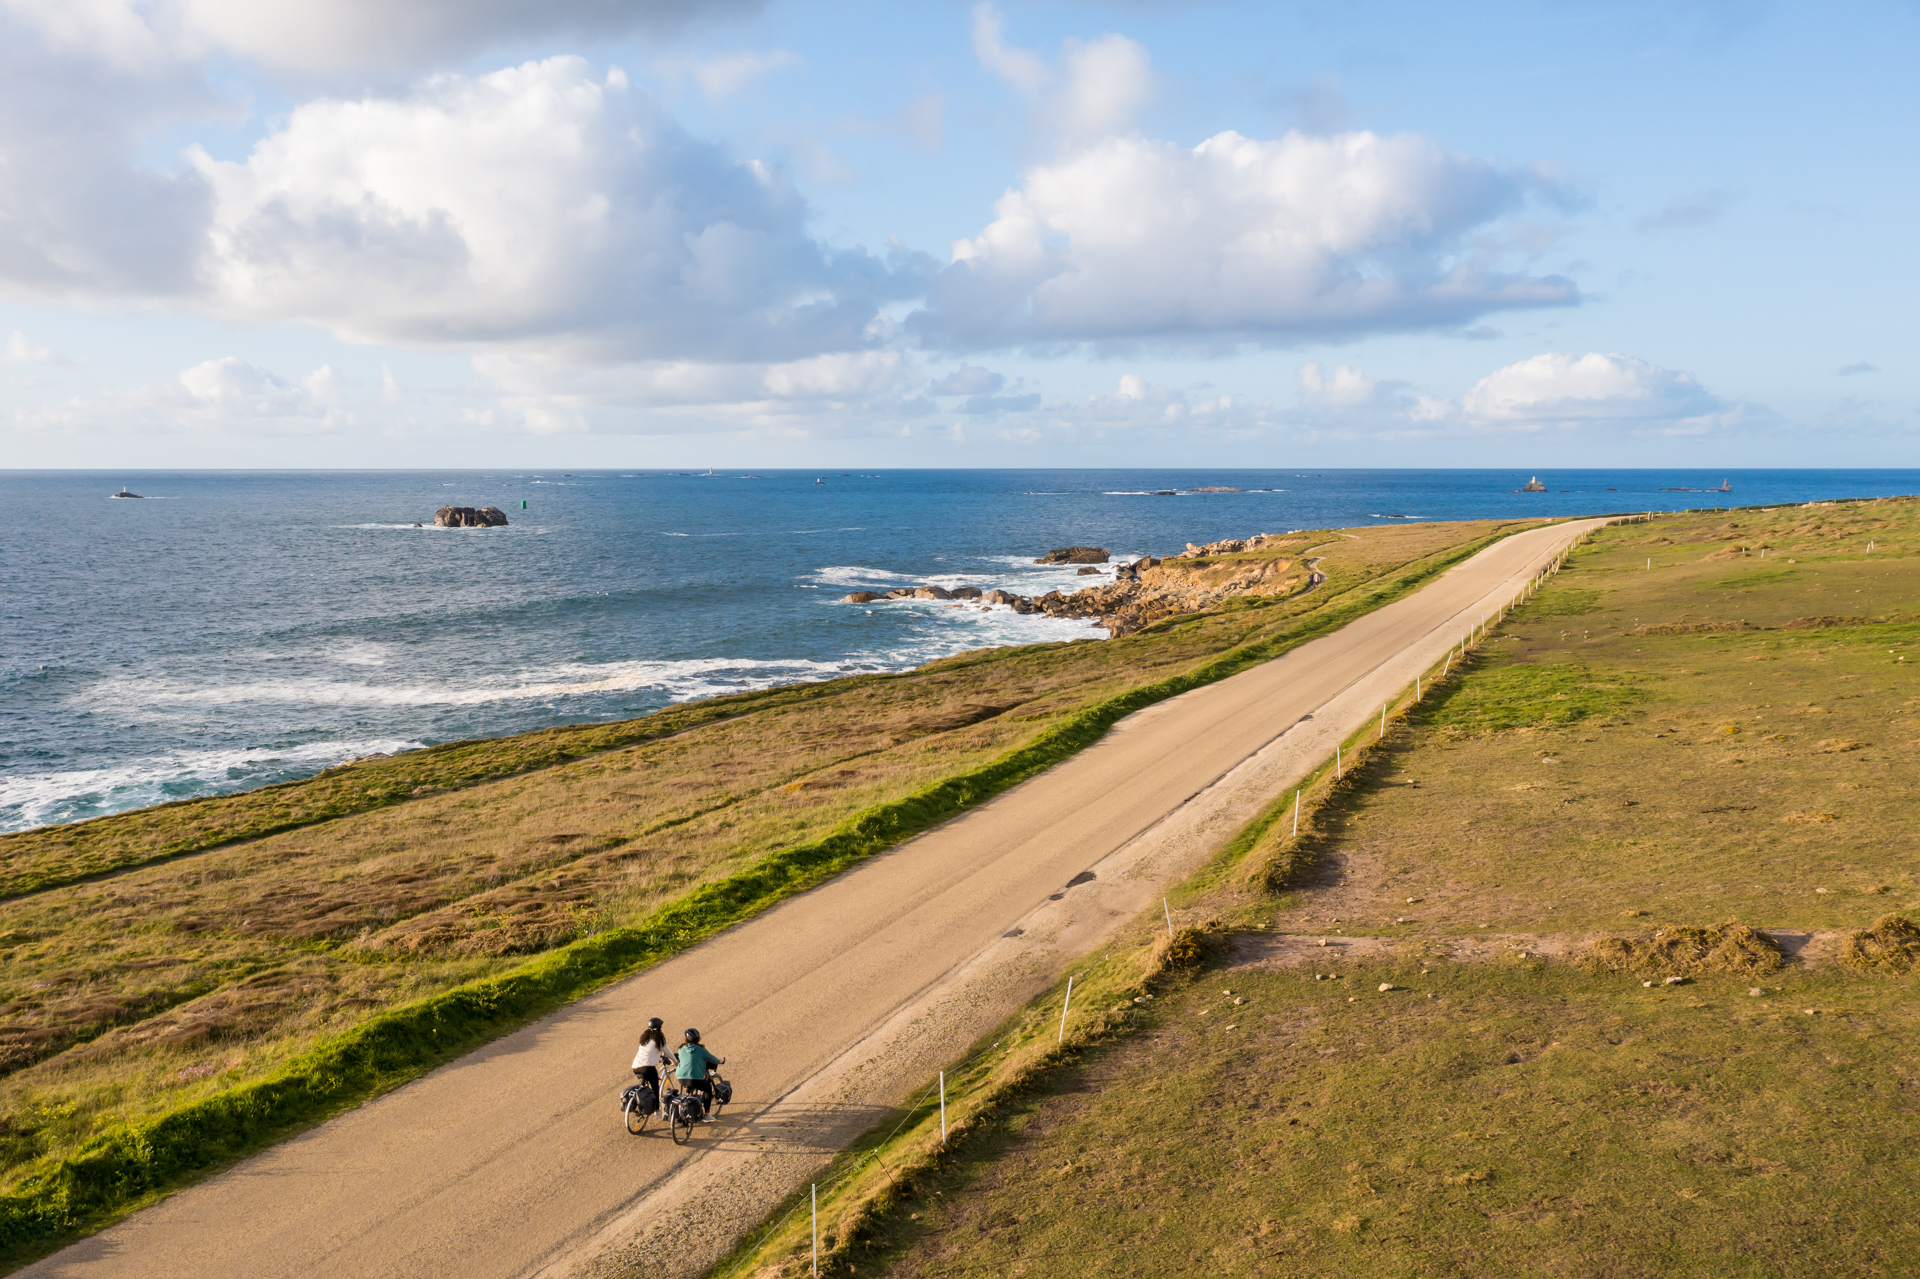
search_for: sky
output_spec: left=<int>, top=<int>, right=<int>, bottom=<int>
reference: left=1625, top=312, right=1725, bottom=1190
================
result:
left=0, top=0, right=1914, bottom=470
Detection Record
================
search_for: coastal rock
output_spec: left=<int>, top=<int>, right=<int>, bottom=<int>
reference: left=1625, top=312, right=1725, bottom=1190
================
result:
left=913, top=585, right=955, bottom=600
left=952, top=586, right=984, bottom=600
left=1033, top=546, right=1108, bottom=565
left=1076, top=566, right=1103, bottom=576
left=844, top=591, right=880, bottom=603
left=886, top=588, right=916, bottom=599
left=985, top=589, right=1016, bottom=605
left=1020, top=532, right=1309, bottom=636
left=435, top=505, right=509, bottom=528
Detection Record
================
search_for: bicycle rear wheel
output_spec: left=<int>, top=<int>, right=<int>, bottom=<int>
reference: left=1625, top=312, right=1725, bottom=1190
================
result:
left=670, top=1104, right=692, bottom=1144
left=624, top=1099, right=650, bottom=1134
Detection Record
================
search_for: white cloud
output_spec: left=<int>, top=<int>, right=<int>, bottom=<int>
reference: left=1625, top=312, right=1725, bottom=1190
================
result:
left=1459, top=352, right=1722, bottom=430
left=1296, top=362, right=1377, bottom=407
left=18, top=355, right=357, bottom=434
left=970, top=5, right=1153, bottom=149
left=4, top=330, right=70, bottom=365
left=0, top=6, right=215, bottom=295
left=914, top=128, right=1576, bottom=350
left=173, top=0, right=760, bottom=74
left=970, top=4, right=1048, bottom=96
left=1280, top=351, right=1751, bottom=441
left=464, top=347, right=918, bottom=437
left=189, top=57, right=917, bottom=360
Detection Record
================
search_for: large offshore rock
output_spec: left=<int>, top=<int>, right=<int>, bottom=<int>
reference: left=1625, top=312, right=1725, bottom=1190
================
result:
left=1033, top=546, right=1108, bottom=565
left=435, top=506, right=510, bottom=528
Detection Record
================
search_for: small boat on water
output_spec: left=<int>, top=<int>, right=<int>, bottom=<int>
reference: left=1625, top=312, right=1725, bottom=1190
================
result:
left=110, top=486, right=143, bottom=499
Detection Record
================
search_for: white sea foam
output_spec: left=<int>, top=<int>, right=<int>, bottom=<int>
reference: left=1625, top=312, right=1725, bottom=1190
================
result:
left=82, top=656, right=862, bottom=712
left=0, top=737, right=425, bottom=832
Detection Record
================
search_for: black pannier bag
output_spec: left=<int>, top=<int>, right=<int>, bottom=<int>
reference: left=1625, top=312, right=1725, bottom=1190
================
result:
left=713, top=1078, right=733, bottom=1105
left=622, top=1083, right=658, bottom=1116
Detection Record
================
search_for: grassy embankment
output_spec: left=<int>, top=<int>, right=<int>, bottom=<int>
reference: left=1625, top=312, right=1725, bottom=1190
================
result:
left=727, top=496, right=1920, bottom=1279
left=0, top=517, right=1537, bottom=1268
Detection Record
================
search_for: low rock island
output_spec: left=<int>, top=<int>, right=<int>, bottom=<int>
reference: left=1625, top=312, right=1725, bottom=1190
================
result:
left=434, top=505, right=510, bottom=528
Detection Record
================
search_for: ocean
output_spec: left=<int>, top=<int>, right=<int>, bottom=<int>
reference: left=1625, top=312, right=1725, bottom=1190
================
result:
left=4, top=468, right=1913, bottom=834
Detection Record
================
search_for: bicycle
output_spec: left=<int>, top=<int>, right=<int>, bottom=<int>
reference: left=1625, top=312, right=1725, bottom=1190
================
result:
left=621, top=1079, right=659, bottom=1135
left=659, top=1085, right=704, bottom=1144
left=657, top=1073, right=732, bottom=1144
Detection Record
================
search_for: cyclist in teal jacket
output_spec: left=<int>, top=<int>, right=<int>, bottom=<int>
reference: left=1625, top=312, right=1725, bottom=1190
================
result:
left=671, top=1028, right=725, bottom=1118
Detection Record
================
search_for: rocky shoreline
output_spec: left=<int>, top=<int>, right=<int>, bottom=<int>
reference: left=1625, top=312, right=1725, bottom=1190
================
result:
left=842, top=533, right=1322, bottom=637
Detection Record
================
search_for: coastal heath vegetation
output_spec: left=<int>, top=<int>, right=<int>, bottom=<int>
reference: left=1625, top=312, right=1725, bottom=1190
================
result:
left=734, top=496, right=1920, bottom=1279
left=0, top=516, right=1537, bottom=1267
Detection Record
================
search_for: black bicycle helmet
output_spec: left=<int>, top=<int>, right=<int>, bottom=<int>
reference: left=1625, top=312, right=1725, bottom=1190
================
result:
left=648, top=1017, right=663, bottom=1029
left=684, top=1028, right=702, bottom=1043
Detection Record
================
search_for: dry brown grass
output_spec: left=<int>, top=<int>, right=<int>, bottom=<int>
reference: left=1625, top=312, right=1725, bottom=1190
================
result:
left=1840, top=913, right=1920, bottom=972
left=1578, top=922, right=1787, bottom=977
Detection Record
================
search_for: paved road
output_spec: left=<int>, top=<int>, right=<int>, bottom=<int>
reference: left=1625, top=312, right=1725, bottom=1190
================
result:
left=22, top=519, right=1603, bottom=1279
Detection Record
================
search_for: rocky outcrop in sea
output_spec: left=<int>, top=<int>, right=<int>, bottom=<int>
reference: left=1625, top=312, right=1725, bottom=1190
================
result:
left=842, top=532, right=1316, bottom=636
left=435, top=506, right=510, bottom=528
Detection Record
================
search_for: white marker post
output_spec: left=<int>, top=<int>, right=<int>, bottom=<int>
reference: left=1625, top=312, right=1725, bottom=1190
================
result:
left=1164, top=896, right=1173, bottom=938
left=939, top=1071, right=947, bottom=1146
left=1336, top=743, right=1342, bottom=780
left=1058, top=975, right=1075, bottom=1047
left=1292, top=790, right=1300, bottom=836
left=812, top=1184, right=819, bottom=1277
left=1380, top=704, right=1386, bottom=738
left=1416, top=674, right=1421, bottom=700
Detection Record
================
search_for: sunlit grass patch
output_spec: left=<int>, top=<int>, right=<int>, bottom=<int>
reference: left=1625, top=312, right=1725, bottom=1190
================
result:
left=854, top=963, right=1920, bottom=1279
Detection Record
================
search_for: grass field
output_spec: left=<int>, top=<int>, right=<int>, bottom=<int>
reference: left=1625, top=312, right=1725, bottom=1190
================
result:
left=0, top=516, right=1534, bottom=1259
left=765, top=496, right=1920, bottom=1279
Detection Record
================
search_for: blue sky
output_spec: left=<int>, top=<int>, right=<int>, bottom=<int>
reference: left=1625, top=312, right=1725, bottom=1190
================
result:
left=1, top=0, right=1913, bottom=468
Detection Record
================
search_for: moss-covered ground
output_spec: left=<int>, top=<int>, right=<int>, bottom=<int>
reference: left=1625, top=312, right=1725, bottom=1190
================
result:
left=785, top=496, right=1920, bottom=1279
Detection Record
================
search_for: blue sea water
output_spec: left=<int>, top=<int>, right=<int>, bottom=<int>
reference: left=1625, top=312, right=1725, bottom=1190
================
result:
left=3, top=468, right=1914, bottom=834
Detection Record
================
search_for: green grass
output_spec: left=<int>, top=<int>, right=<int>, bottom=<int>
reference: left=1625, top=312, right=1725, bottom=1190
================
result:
left=852, top=963, right=1919, bottom=1279
left=1418, top=658, right=1650, bottom=732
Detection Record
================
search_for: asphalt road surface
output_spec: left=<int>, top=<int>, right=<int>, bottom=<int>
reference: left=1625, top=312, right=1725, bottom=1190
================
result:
left=23, top=518, right=1605, bottom=1279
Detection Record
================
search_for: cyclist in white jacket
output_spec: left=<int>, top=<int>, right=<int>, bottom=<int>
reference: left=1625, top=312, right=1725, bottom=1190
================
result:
left=631, top=1017, right=670, bottom=1092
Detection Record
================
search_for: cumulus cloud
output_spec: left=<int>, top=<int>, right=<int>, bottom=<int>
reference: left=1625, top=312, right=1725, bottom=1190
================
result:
left=190, top=57, right=922, bottom=359
left=3, top=330, right=70, bottom=365
left=1459, top=352, right=1723, bottom=430
left=1280, top=351, right=1754, bottom=441
left=173, top=0, right=761, bottom=75
left=0, top=5, right=215, bottom=295
left=1296, top=362, right=1378, bottom=407
left=18, top=355, right=356, bottom=434
left=912, top=128, right=1577, bottom=350
left=971, top=4, right=1153, bottom=149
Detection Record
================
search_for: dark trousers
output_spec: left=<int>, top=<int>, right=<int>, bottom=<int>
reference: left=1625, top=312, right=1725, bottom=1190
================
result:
left=632, top=1066, right=660, bottom=1088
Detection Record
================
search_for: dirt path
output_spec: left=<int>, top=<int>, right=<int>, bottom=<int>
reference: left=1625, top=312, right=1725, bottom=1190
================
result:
left=19, top=520, right=1604, bottom=1279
